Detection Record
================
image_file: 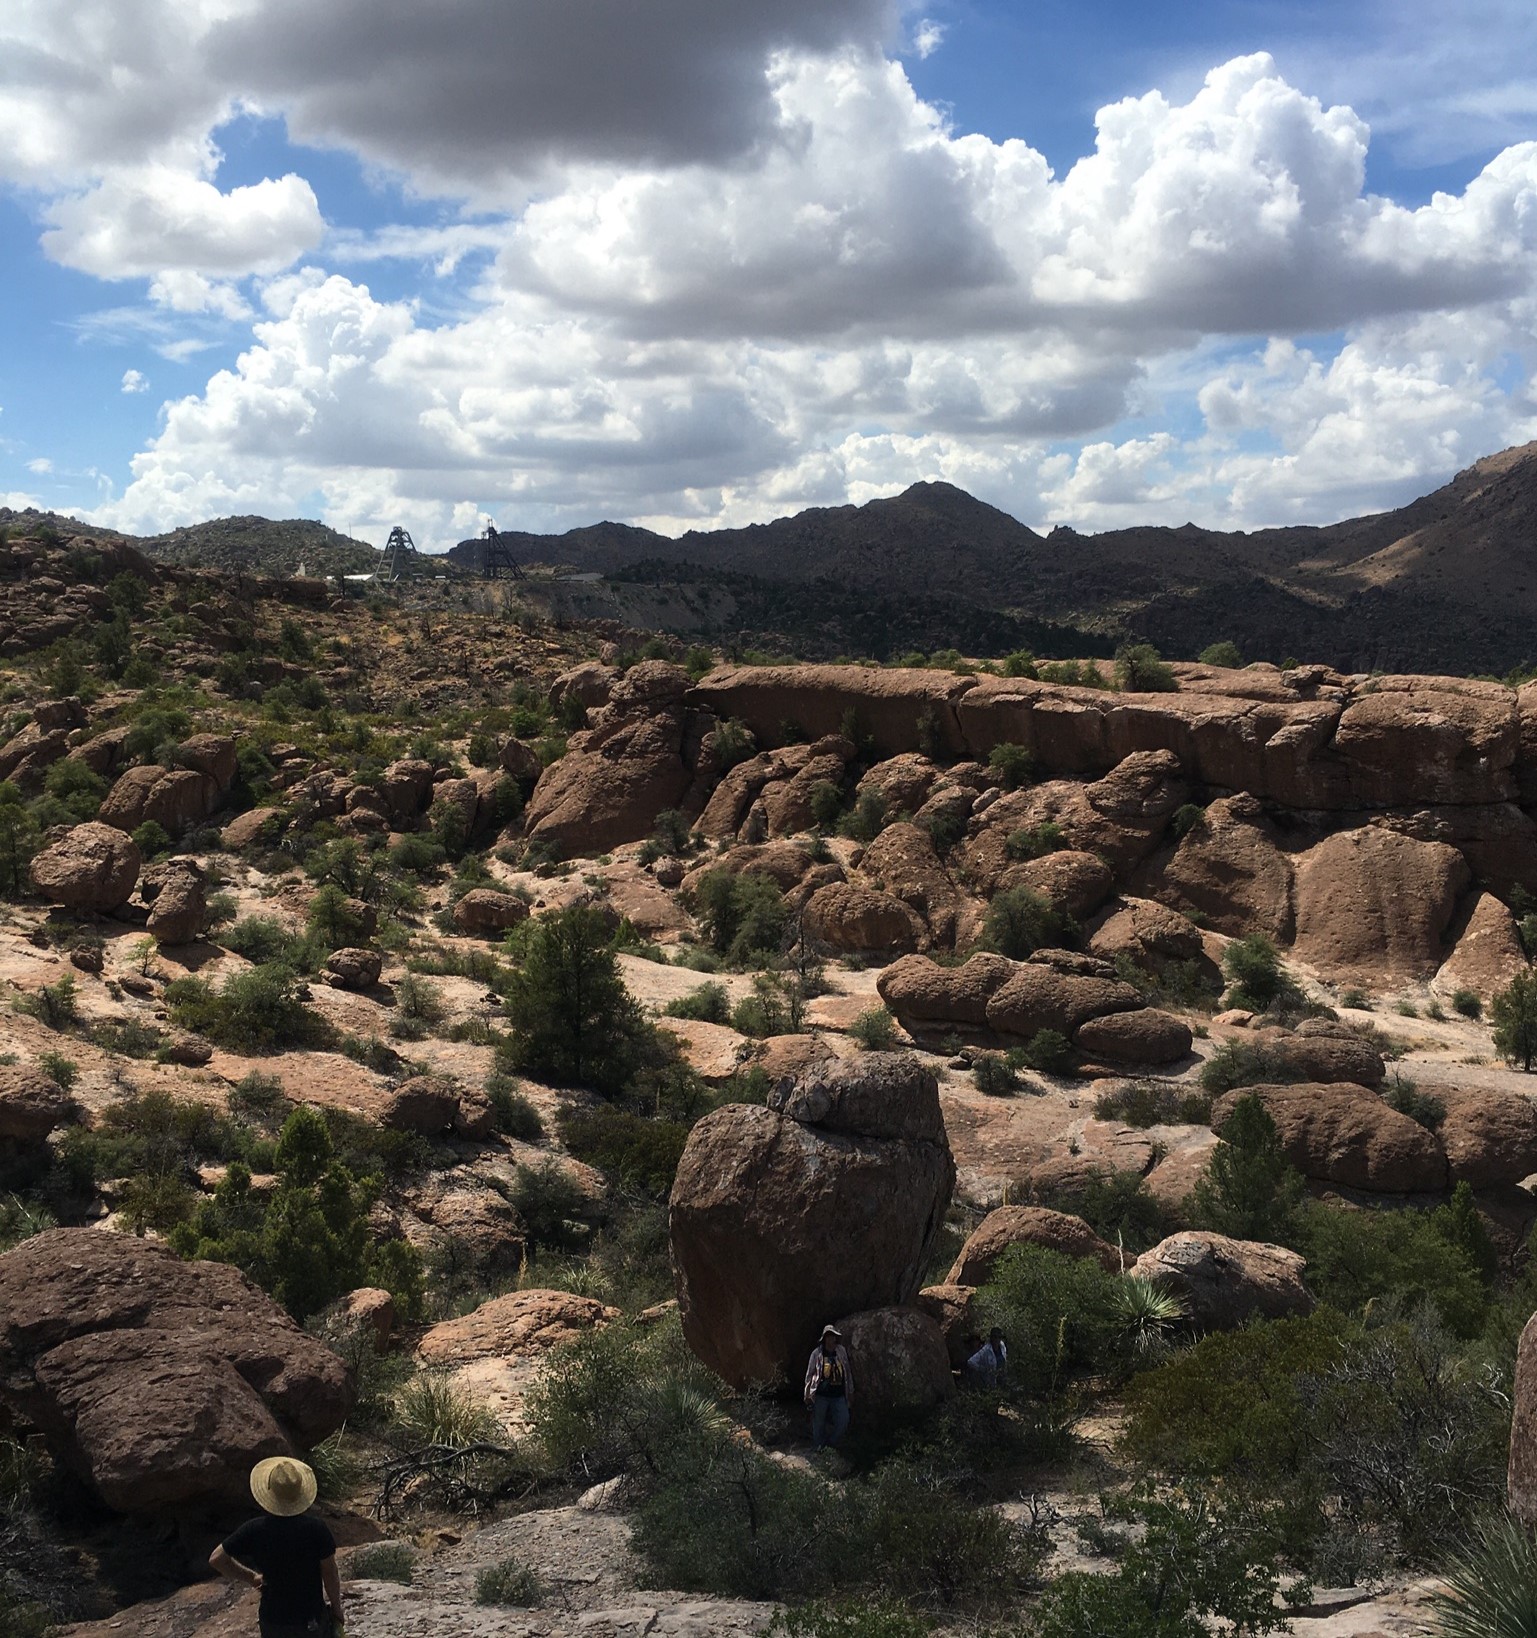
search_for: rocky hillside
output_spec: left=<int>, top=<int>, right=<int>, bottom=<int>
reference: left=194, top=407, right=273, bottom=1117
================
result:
left=5, top=518, right=1537, bottom=1637
left=453, top=441, right=1537, bottom=674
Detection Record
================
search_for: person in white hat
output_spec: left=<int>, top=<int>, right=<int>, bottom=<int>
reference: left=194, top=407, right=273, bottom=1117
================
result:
left=803, top=1324, right=854, bottom=1449
left=209, top=1457, right=345, bottom=1638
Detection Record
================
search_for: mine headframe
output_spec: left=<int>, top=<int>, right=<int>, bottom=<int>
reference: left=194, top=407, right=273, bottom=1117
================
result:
left=481, top=522, right=527, bottom=582
left=383, top=525, right=424, bottom=582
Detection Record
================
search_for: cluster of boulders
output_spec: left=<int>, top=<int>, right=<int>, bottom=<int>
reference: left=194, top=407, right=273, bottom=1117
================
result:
left=0, top=1230, right=351, bottom=1515
left=877, top=948, right=1193, bottom=1065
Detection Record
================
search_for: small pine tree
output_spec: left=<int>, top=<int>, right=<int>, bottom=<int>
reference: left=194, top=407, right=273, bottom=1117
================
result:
left=1189, top=1093, right=1304, bottom=1243
left=1492, top=970, right=1537, bottom=1071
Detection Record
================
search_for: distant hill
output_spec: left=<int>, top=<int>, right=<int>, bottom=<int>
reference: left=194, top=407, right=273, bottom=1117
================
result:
left=449, top=443, right=1537, bottom=673
left=136, top=516, right=380, bottom=578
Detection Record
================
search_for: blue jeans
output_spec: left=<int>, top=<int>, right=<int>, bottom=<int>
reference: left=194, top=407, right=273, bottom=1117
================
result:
left=811, top=1393, right=849, bottom=1448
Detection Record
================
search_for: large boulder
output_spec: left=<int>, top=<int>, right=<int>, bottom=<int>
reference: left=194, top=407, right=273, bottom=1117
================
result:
left=29, top=822, right=141, bottom=912
left=451, top=888, right=530, bottom=937
left=1244, top=1024, right=1386, bottom=1089
left=999, top=850, right=1116, bottom=920
left=381, top=1076, right=463, bottom=1136
left=1434, top=892, right=1530, bottom=1003
left=1130, top=1233, right=1313, bottom=1330
left=857, top=822, right=967, bottom=946
left=1073, top=1007, right=1193, bottom=1065
left=1153, top=795, right=1294, bottom=941
left=1436, top=1088, right=1537, bottom=1188
left=98, top=758, right=228, bottom=836
left=1211, top=1083, right=1448, bottom=1193
left=0, top=1229, right=351, bottom=1514
left=1290, top=827, right=1469, bottom=982
left=831, top=1306, right=954, bottom=1420
left=525, top=711, right=693, bottom=855
left=143, top=859, right=207, bottom=945
left=0, top=1066, right=74, bottom=1143
left=916, top=1283, right=981, bottom=1368
left=983, top=955, right=1144, bottom=1040
left=801, top=882, right=927, bottom=954
left=877, top=952, right=1015, bottom=1034
left=947, top=1206, right=1121, bottom=1285
left=416, top=1290, right=617, bottom=1364
left=669, top=1053, right=955, bottom=1387
left=324, top=947, right=382, bottom=990
left=1088, top=897, right=1206, bottom=969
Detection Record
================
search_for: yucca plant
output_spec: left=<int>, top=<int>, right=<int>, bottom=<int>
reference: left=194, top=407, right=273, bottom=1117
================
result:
left=1429, top=1512, right=1537, bottom=1637
left=1113, top=1275, right=1188, bottom=1363
left=393, top=1371, right=501, bottom=1450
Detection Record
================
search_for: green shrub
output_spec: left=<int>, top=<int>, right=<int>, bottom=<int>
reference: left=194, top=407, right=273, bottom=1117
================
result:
left=501, top=906, right=659, bottom=1095
left=973, top=1246, right=1127, bottom=1394
left=475, top=1557, right=547, bottom=1607
left=348, top=1543, right=414, bottom=1584
left=849, top=1006, right=898, bottom=1051
left=510, top=1159, right=589, bottom=1251
left=774, top=1597, right=932, bottom=1638
left=1451, top=988, right=1483, bottom=1020
left=170, top=1106, right=423, bottom=1322
left=690, top=869, right=788, bottom=964
left=1004, top=821, right=1067, bottom=861
left=1001, top=651, right=1038, bottom=679
left=37, top=1051, right=77, bottom=1092
left=130, top=818, right=172, bottom=858
left=229, top=1070, right=287, bottom=1126
left=1114, top=642, right=1177, bottom=692
left=663, top=982, right=733, bottom=1025
left=1198, top=1039, right=1293, bottom=1094
left=307, top=883, right=373, bottom=949
left=1383, top=1074, right=1445, bottom=1131
left=559, top=1104, right=688, bottom=1198
left=1197, top=641, right=1243, bottom=668
left=1093, top=1081, right=1212, bottom=1127
left=394, top=1371, right=500, bottom=1448
left=839, top=789, right=889, bottom=844
left=486, top=1076, right=544, bottom=1141
left=1015, top=1027, right=1074, bottom=1075
left=16, top=974, right=79, bottom=1031
left=0, top=786, right=41, bottom=897
left=1169, top=802, right=1205, bottom=840
left=987, top=743, right=1033, bottom=791
left=973, top=1053, right=1018, bottom=1096
left=1036, top=1169, right=1174, bottom=1254
left=977, top=887, right=1070, bottom=960
left=165, top=963, right=331, bottom=1054
left=1220, top=933, right=1287, bottom=1011
left=42, top=758, right=107, bottom=821
left=1493, top=970, right=1537, bottom=1070
left=223, top=915, right=300, bottom=964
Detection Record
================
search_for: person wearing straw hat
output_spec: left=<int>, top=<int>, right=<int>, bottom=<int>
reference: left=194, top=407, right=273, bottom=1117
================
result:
left=209, top=1457, right=345, bottom=1638
left=803, top=1324, right=854, bottom=1449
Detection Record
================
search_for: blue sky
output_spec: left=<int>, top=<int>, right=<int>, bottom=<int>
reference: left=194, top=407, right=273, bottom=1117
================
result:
left=1, top=0, right=1534, bottom=548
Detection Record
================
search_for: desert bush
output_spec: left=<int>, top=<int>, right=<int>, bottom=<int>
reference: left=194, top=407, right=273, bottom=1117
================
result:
left=228, top=1070, right=288, bottom=1126
left=501, top=906, right=660, bottom=1095
left=509, top=1158, right=589, bottom=1251
left=1383, top=1074, right=1445, bottom=1131
left=973, top=1053, right=1018, bottom=1096
left=223, top=915, right=300, bottom=964
left=559, top=1104, right=689, bottom=1198
left=1187, top=1093, right=1305, bottom=1244
left=1014, top=1028, right=1074, bottom=1075
left=1451, top=988, right=1483, bottom=1020
left=1197, top=640, right=1243, bottom=668
left=1114, top=642, right=1177, bottom=692
left=169, top=1106, right=423, bottom=1322
left=1198, top=1039, right=1292, bottom=1094
left=37, top=1050, right=76, bottom=1091
left=1005, top=821, right=1067, bottom=861
left=348, top=1543, right=414, bottom=1584
left=165, top=962, right=331, bottom=1053
left=690, top=869, right=788, bottom=964
left=16, top=974, right=79, bottom=1031
left=1427, top=1511, right=1537, bottom=1638
left=839, top=789, right=889, bottom=844
left=849, top=1006, right=898, bottom=1050
left=1220, top=933, right=1288, bottom=1012
left=1036, top=1169, right=1174, bottom=1255
left=972, top=1246, right=1127, bottom=1394
left=1169, top=802, right=1205, bottom=840
left=0, top=784, right=41, bottom=897
left=977, top=887, right=1070, bottom=960
left=486, top=1075, right=544, bottom=1141
left=475, top=1556, right=547, bottom=1606
left=1493, top=971, right=1537, bottom=1070
left=663, top=981, right=733, bottom=1025
left=773, top=1598, right=932, bottom=1638
left=987, top=742, right=1033, bottom=791
left=1093, top=1081, right=1211, bottom=1127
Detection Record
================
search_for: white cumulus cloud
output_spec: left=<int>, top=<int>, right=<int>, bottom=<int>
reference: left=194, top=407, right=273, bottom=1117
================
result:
left=121, top=369, right=150, bottom=393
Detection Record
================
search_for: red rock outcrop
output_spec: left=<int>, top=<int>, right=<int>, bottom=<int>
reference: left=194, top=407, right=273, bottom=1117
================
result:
left=802, top=882, right=927, bottom=954
left=1211, top=1084, right=1448, bottom=1193
left=417, top=1290, right=618, bottom=1364
left=0, top=1067, right=74, bottom=1142
left=1434, top=892, right=1530, bottom=1002
left=669, top=1052, right=954, bottom=1387
left=830, top=1305, right=954, bottom=1418
left=1073, top=1008, right=1193, bottom=1065
left=1290, top=827, right=1469, bottom=981
left=451, top=888, right=531, bottom=936
left=0, top=1229, right=351, bottom=1514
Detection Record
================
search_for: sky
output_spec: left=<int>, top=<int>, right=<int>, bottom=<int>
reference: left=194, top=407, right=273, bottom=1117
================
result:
left=1, top=1, right=1535, bottom=550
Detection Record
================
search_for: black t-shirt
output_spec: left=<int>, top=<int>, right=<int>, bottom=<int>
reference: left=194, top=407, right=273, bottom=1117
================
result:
left=222, top=1512, right=336, bottom=1625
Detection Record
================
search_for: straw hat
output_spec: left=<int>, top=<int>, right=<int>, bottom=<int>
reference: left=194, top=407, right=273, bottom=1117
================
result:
left=250, top=1457, right=318, bottom=1517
